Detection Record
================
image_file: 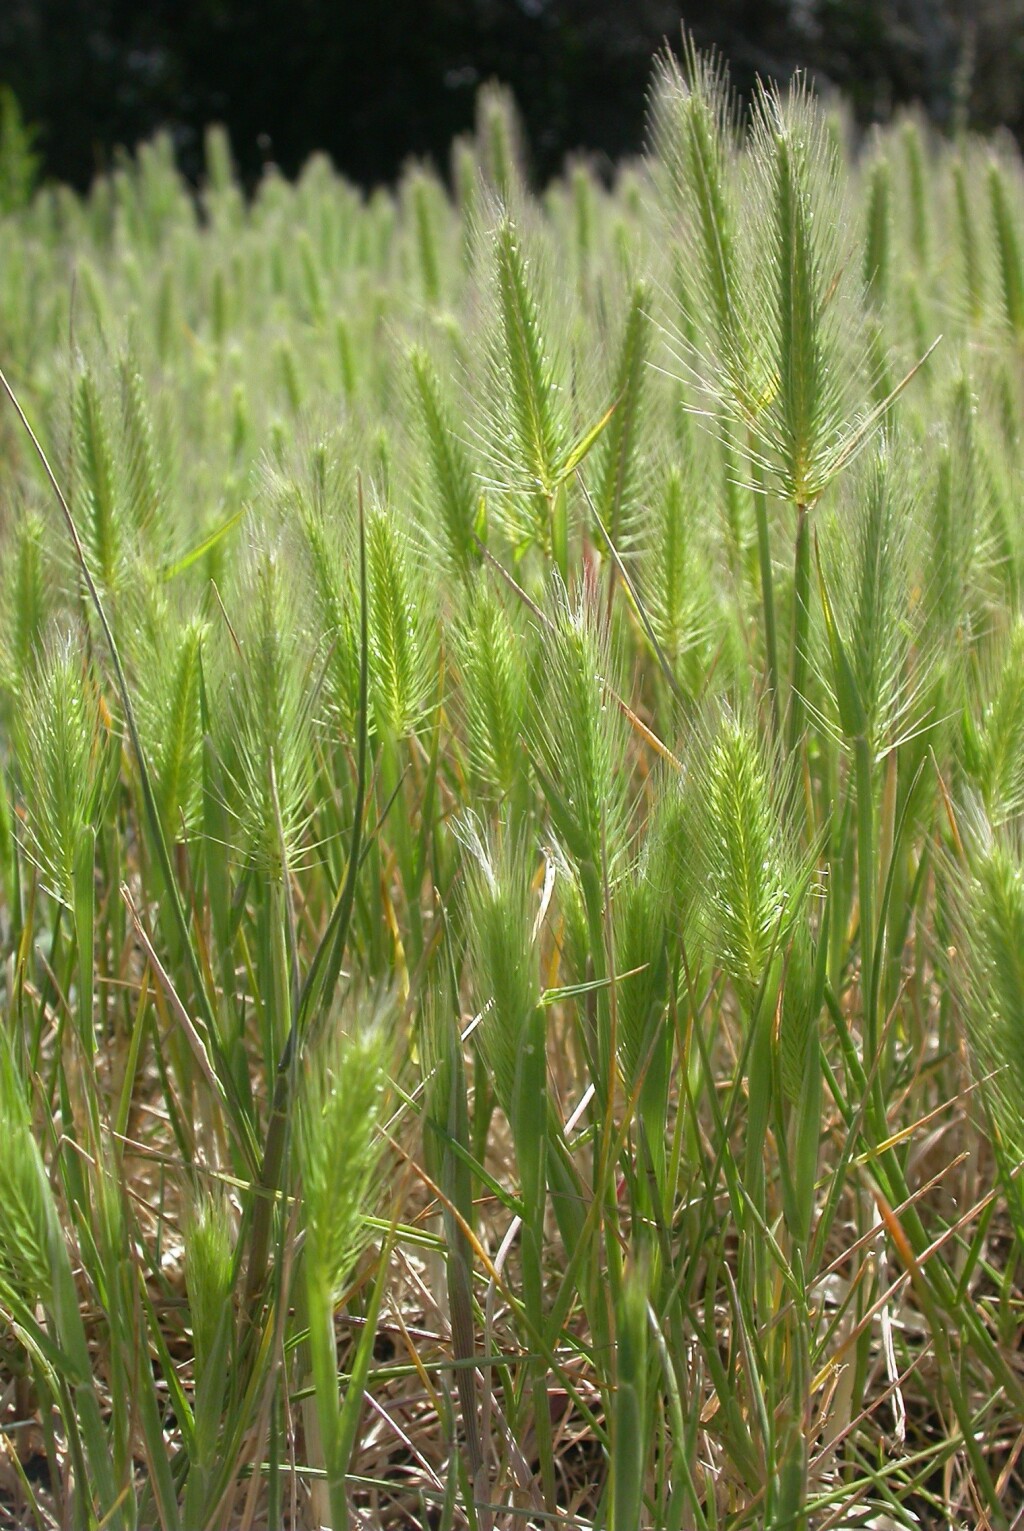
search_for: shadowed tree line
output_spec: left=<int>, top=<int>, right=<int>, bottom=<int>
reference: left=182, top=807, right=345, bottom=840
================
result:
left=1, top=0, right=1022, bottom=194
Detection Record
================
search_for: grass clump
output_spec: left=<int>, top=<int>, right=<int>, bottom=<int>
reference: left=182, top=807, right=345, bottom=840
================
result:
left=0, top=37, right=1023, bottom=1531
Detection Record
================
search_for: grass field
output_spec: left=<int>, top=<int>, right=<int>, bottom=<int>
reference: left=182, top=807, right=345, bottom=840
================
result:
left=1, top=45, right=1024, bottom=1530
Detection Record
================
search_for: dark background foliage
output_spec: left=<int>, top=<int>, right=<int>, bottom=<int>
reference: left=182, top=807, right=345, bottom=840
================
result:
left=1, top=0, right=1023, bottom=192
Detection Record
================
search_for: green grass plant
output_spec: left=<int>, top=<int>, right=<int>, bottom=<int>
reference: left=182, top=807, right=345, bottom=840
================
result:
left=0, top=42, right=1022, bottom=1529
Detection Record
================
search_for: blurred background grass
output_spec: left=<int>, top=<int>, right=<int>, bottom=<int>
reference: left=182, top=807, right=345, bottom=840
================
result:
left=1, top=0, right=1022, bottom=196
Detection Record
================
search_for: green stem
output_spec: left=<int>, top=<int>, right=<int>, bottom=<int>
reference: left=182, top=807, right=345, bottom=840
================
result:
left=523, top=1217, right=558, bottom=1509
left=579, top=860, right=623, bottom=1296
left=380, top=729, right=423, bottom=964
left=854, top=735, right=885, bottom=1123
left=512, top=999, right=556, bottom=1508
left=307, top=1281, right=346, bottom=1531
left=579, top=862, right=611, bottom=1099
left=751, top=443, right=780, bottom=738
left=775, top=1323, right=809, bottom=1531
left=743, top=973, right=776, bottom=1327
left=788, top=501, right=811, bottom=757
